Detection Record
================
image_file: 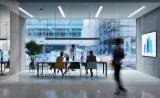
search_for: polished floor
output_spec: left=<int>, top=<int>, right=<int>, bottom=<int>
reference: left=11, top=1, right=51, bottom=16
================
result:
left=0, top=70, right=160, bottom=98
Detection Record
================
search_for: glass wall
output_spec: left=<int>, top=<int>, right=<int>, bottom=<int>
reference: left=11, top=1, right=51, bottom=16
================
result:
left=0, top=22, right=10, bottom=62
left=25, top=19, right=136, bottom=69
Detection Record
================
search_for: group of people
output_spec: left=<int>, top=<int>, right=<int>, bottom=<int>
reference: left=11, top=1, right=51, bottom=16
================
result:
left=49, top=44, right=97, bottom=77
left=50, top=38, right=127, bottom=95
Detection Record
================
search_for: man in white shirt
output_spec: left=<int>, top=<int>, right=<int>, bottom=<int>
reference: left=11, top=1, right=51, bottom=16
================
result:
left=70, top=44, right=76, bottom=71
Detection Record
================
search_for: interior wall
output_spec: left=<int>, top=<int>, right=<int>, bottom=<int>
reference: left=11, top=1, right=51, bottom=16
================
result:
left=10, top=11, right=20, bottom=75
left=19, top=16, right=26, bottom=71
left=136, top=7, right=160, bottom=78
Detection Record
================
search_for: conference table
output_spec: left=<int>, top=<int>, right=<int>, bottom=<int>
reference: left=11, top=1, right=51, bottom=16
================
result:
left=37, top=61, right=107, bottom=77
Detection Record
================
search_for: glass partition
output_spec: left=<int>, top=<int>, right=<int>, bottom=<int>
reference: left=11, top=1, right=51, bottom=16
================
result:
left=24, top=3, right=137, bottom=70
left=25, top=18, right=136, bottom=68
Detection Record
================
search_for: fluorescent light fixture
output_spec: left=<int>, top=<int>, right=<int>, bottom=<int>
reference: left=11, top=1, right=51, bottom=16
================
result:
left=58, top=6, right=65, bottom=18
left=95, top=6, right=103, bottom=18
left=107, top=28, right=112, bottom=32
left=48, top=28, right=55, bottom=32
left=18, top=7, right=34, bottom=18
left=128, top=6, right=146, bottom=18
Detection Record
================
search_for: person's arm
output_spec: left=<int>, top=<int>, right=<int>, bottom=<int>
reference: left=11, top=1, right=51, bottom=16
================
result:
left=95, top=56, right=97, bottom=62
left=62, top=57, right=64, bottom=62
left=121, top=48, right=125, bottom=59
left=86, top=56, right=88, bottom=62
left=56, top=57, right=58, bottom=62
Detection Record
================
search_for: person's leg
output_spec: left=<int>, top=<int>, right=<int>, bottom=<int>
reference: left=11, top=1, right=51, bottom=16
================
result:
left=50, top=63, right=54, bottom=70
left=114, top=65, right=121, bottom=94
left=118, top=67, right=126, bottom=91
left=60, top=69, right=64, bottom=76
left=85, top=65, right=88, bottom=75
left=90, top=69, right=93, bottom=76
left=114, top=65, right=126, bottom=94
left=64, top=63, right=68, bottom=74
left=53, top=64, right=56, bottom=74
left=64, top=57, right=69, bottom=74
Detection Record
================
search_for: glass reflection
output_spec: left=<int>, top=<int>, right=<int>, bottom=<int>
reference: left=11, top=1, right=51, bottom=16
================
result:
left=25, top=19, right=136, bottom=70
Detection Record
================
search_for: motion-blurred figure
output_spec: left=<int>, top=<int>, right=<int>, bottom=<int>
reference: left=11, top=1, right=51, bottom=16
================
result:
left=113, top=38, right=127, bottom=95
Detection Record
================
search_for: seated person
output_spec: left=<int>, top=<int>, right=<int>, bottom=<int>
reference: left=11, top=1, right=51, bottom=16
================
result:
left=86, top=50, right=97, bottom=77
left=55, top=52, right=65, bottom=76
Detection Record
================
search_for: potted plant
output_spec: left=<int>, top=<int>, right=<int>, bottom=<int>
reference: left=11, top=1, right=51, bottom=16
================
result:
left=25, top=40, right=43, bottom=69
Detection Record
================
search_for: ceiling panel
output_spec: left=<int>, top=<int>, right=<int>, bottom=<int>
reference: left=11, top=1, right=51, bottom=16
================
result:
left=19, top=3, right=160, bottom=19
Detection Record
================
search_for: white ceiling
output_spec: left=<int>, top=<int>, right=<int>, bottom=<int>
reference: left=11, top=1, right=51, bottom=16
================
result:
left=19, top=3, right=160, bottom=19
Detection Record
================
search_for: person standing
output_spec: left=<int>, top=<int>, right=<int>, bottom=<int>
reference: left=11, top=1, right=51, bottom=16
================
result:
left=70, top=44, right=76, bottom=71
left=70, top=44, right=76, bottom=61
left=113, top=38, right=127, bottom=95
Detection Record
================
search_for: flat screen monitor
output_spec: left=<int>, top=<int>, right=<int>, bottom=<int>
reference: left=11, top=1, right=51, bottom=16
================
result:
left=142, top=31, right=156, bottom=57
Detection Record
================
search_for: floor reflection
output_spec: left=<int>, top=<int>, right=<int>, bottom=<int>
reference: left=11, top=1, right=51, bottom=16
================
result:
left=43, top=89, right=127, bottom=98
left=0, top=70, right=160, bottom=98
left=0, top=88, right=9, bottom=96
left=142, top=91, right=156, bottom=98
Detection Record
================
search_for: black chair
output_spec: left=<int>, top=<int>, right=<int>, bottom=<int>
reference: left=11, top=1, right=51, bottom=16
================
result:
left=69, top=62, right=81, bottom=76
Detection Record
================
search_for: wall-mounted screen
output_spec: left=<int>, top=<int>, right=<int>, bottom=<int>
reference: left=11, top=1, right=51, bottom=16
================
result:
left=142, top=31, right=156, bottom=57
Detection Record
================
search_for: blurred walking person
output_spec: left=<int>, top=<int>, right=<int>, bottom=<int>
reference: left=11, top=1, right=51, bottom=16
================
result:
left=112, top=38, right=127, bottom=95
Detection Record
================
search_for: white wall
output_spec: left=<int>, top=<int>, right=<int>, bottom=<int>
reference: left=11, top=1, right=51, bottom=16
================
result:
left=19, top=16, right=26, bottom=71
left=10, top=11, right=19, bottom=75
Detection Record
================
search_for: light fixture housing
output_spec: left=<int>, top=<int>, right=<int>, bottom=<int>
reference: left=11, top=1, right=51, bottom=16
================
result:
left=18, top=7, right=34, bottom=18
left=58, top=6, right=65, bottom=18
left=95, top=6, right=103, bottom=18
left=128, top=6, right=146, bottom=18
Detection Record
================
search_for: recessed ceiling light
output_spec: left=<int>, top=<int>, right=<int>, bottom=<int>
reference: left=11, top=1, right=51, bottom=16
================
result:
left=18, top=7, right=34, bottom=18
left=95, top=6, right=103, bottom=18
left=58, top=6, right=65, bottom=18
left=128, top=6, right=146, bottom=18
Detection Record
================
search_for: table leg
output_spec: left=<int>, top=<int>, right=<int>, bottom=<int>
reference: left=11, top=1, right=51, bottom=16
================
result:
left=4, top=64, right=5, bottom=71
left=105, top=63, right=107, bottom=77
left=42, top=63, right=43, bottom=75
left=80, top=64, right=81, bottom=76
left=37, top=63, right=39, bottom=77
left=1, top=62, right=2, bottom=76
left=103, top=63, right=104, bottom=74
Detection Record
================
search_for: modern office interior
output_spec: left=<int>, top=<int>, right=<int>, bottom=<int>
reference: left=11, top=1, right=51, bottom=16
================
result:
left=0, top=1, right=160, bottom=98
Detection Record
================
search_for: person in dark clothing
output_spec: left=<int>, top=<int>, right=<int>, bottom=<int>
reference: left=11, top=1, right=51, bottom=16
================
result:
left=113, top=38, right=127, bottom=95
left=86, top=50, right=97, bottom=77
